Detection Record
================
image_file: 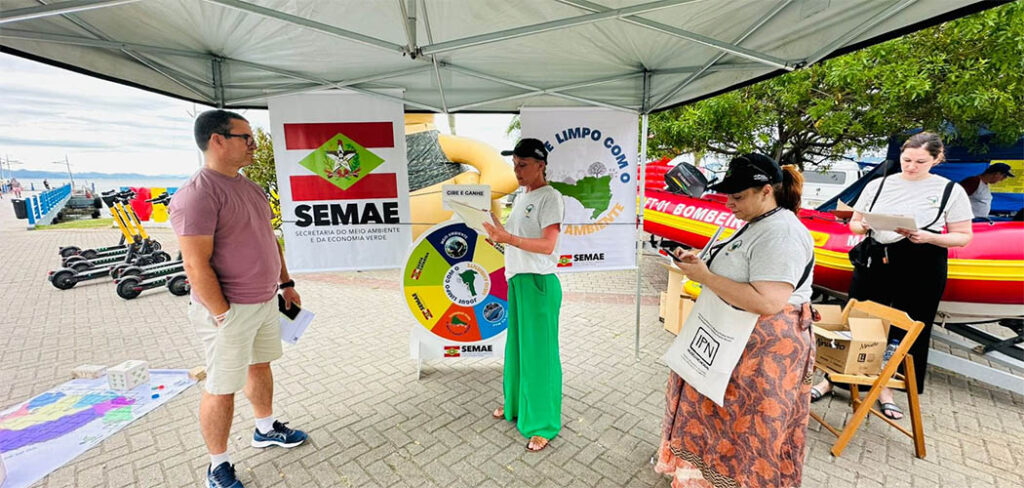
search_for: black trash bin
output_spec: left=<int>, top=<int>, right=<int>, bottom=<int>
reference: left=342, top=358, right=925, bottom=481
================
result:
left=11, top=198, right=28, bottom=219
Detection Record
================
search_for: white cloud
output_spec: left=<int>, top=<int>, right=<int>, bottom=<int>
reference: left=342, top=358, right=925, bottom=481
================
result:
left=0, top=53, right=514, bottom=175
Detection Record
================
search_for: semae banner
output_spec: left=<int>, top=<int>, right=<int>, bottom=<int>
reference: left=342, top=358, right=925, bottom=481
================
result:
left=269, top=91, right=411, bottom=272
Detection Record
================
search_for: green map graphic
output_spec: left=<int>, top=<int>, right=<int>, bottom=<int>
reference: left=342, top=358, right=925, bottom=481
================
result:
left=298, top=133, right=384, bottom=190
left=550, top=175, right=612, bottom=219
left=451, top=315, right=469, bottom=326
left=458, top=270, right=479, bottom=296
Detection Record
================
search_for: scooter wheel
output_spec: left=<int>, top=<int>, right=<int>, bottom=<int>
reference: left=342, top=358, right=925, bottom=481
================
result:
left=116, top=277, right=142, bottom=300
left=59, top=246, right=80, bottom=258
left=80, top=249, right=98, bottom=259
left=51, top=269, right=77, bottom=290
left=62, top=255, right=86, bottom=266
left=167, top=275, right=190, bottom=296
left=152, top=251, right=172, bottom=264
left=152, top=241, right=162, bottom=251
left=109, top=264, right=128, bottom=279
left=71, top=261, right=93, bottom=272
left=119, top=266, right=144, bottom=278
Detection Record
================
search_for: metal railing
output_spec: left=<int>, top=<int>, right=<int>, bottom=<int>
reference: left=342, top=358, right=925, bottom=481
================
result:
left=26, top=183, right=72, bottom=228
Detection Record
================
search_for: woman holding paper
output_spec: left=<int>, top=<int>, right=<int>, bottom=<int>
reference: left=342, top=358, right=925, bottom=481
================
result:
left=482, top=138, right=565, bottom=453
left=655, top=153, right=815, bottom=488
left=812, top=132, right=972, bottom=418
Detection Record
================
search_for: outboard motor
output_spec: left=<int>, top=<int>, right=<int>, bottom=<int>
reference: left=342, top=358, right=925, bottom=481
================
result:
left=663, top=162, right=711, bottom=198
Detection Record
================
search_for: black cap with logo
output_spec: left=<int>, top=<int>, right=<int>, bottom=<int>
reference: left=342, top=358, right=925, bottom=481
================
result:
left=501, top=138, right=548, bottom=161
left=710, top=153, right=783, bottom=194
left=984, top=162, right=1015, bottom=177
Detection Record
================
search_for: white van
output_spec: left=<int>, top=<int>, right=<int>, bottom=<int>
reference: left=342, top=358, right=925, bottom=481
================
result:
left=801, top=161, right=864, bottom=209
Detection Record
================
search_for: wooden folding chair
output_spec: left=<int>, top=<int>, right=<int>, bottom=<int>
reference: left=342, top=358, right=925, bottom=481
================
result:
left=809, top=299, right=927, bottom=458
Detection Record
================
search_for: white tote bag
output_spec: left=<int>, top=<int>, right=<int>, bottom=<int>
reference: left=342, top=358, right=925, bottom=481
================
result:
left=662, top=289, right=759, bottom=407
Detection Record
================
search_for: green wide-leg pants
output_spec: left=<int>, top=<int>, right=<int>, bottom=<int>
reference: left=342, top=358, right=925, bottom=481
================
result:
left=503, top=273, right=563, bottom=440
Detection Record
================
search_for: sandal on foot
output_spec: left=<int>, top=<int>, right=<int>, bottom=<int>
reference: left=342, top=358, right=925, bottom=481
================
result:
left=526, top=436, right=549, bottom=452
left=810, top=386, right=833, bottom=403
left=878, top=401, right=904, bottom=420
left=492, top=406, right=504, bottom=419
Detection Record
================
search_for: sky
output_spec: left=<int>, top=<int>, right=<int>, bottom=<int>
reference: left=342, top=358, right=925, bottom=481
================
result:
left=0, top=53, right=516, bottom=177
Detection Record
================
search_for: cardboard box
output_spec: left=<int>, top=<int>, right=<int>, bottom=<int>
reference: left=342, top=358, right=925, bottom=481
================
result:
left=107, top=360, right=149, bottom=391
left=664, top=295, right=695, bottom=336
left=659, top=292, right=668, bottom=323
left=812, top=304, right=888, bottom=375
left=662, top=263, right=688, bottom=331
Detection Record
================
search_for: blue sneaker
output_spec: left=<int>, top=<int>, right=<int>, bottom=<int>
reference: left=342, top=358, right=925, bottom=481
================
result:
left=251, top=420, right=307, bottom=448
left=207, top=462, right=244, bottom=488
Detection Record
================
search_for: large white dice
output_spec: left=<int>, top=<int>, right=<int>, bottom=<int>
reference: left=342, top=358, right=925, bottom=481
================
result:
left=107, top=360, right=150, bottom=391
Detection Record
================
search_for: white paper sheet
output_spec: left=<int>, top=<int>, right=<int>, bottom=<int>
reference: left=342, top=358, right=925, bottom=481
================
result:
left=448, top=200, right=493, bottom=234
left=280, top=308, right=315, bottom=344
left=862, top=212, right=918, bottom=232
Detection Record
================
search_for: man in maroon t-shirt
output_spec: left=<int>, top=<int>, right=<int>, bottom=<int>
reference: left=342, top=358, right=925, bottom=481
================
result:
left=170, top=110, right=307, bottom=488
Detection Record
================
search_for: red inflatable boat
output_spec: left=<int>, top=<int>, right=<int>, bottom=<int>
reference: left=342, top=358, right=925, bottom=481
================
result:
left=642, top=188, right=1024, bottom=321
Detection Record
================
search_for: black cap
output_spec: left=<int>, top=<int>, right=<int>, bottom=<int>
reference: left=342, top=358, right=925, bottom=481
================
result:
left=501, top=138, right=548, bottom=161
left=984, top=162, right=1015, bottom=177
left=710, top=153, right=783, bottom=194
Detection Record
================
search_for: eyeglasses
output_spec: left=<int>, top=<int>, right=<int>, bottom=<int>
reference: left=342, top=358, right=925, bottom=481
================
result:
left=220, top=132, right=256, bottom=147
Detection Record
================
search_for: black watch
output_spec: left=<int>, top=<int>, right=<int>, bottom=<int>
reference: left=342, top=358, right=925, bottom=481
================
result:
left=279, top=279, right=295, bottom=290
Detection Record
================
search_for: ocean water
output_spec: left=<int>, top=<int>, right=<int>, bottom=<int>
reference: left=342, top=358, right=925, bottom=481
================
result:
left=9, top=177, right=190, bottom=194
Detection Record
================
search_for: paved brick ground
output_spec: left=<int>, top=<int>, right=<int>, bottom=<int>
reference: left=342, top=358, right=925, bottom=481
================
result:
left=1, top=196, right=1021, bottom=487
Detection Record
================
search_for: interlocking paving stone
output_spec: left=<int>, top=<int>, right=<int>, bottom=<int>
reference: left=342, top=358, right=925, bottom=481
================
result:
left=0, top=194, right=1021, bottom=487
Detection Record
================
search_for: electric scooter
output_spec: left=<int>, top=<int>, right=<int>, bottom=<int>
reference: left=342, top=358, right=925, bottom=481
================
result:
left=116, top=272, right=189, bottom=299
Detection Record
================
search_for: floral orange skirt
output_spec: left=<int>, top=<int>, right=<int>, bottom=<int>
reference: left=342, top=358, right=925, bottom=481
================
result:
left=654, top=303, right=815, bottom=488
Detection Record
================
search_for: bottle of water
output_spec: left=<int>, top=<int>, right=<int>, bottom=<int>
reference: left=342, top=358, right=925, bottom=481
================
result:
left=881, top=338, right=900, bottom=369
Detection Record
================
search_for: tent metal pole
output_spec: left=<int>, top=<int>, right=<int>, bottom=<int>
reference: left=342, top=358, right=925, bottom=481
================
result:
left=226, top=65, right=433, bottom=105
left=23, top=2, right=215, bottom=102
left=651, top=0, right=795, bottom=109
left=556, top=0, right=791, bottom=70
left=1, top=0, right=140, bottom=25
left=418, top=0, right=449, bottom=113
left=420, top=0, right=697, bottom=55
left=443, top=65, right=636, bottom=112
left=228, top=59, right=442, bottom=111
left=212, top=58, right=226, bottom=108
left=635, top=71, right=651, bottom=361
left=201, top=0, right=406, bottom=55
left=0, top=28, right=212, bottom=59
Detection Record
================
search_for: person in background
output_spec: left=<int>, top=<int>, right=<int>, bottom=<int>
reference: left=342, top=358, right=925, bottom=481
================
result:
left=43, top=179, right=51, bottom=191
left=812, top=132, right=973, bottom=420
left=170, top=110, right=308, bottom=488
left=11, top=178, right=22, bottom=198
left=655, top=153, right=815, bottom=488
left=959, top=162, right=1014, bottom=219
left=483, top=138, right=565, bottom=453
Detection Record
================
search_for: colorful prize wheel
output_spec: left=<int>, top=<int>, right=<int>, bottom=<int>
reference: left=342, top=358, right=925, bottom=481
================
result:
left=403, top=221, right=508, bottom=343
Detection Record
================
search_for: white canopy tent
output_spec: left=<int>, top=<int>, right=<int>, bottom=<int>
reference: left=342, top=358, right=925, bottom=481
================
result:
left=0, top=0, right=1004, bottom=113
left=1, top=0, right=1006, bottom=358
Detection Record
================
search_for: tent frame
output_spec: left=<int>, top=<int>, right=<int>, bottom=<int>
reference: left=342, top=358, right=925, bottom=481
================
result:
left=1, top=0, right=1011, bottom=358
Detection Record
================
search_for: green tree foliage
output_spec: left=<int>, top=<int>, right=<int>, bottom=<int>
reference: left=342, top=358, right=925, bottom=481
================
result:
left=649, top=1, right=1024, bottom=169
left=241, top=128, right=281, bottom=229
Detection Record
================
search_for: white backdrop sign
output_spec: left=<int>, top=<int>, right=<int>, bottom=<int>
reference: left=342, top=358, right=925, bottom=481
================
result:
left=520, top=107, right=638, bottom=272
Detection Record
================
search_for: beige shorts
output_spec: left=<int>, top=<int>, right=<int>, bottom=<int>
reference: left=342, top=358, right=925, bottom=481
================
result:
left=189, top=298, right=282, bottom=395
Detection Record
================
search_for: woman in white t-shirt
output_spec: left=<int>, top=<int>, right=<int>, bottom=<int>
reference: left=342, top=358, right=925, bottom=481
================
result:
left=654, top=153, right=816, bottom=488
left=482, top=138, right=565, bottom=453
left=812, top=132, right=973, bottom=420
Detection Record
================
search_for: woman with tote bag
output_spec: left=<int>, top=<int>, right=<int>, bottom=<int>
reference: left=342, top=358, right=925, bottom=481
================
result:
left=654, top=153, right=816, bottom=488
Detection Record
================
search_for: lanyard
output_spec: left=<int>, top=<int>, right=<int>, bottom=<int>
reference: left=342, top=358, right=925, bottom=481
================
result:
left=705, top=207, right=781, bottom=266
